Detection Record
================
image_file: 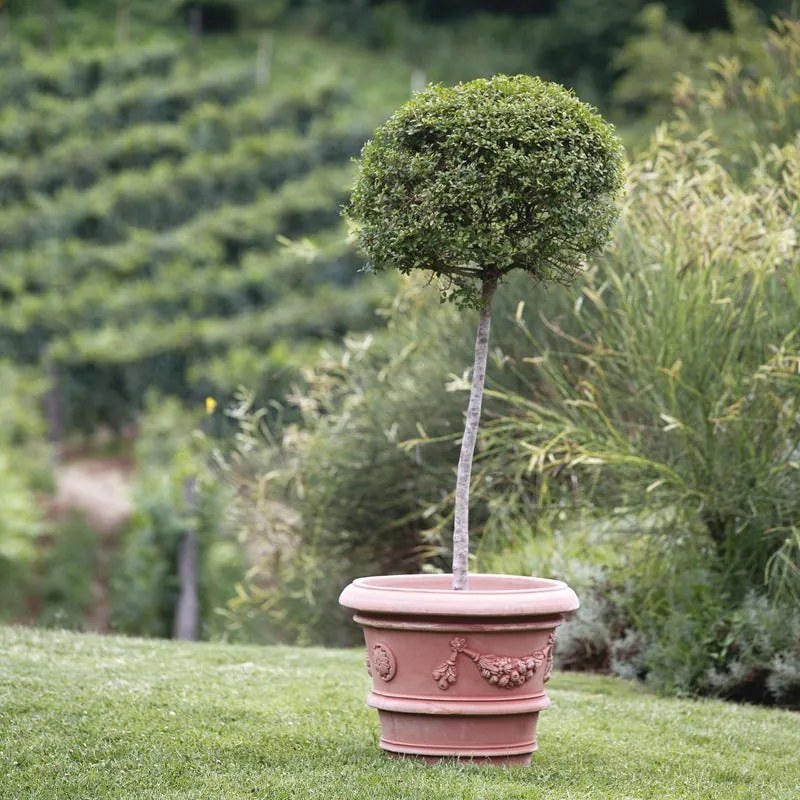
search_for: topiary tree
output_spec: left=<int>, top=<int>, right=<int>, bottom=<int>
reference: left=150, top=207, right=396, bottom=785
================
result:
left=345, top=74, right=625, bottom=591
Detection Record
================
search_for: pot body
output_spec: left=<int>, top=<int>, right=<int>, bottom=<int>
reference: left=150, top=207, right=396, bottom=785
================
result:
left=339, top=573, right=579, bottom=765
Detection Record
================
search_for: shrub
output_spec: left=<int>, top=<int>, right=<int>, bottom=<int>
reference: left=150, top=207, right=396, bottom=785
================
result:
left=109, top=396, right=238, bottom=639
left=0, top=65, right=253, bottom=157
left=480, top=515, right=800, bottom=708
left=699, top=593, right=800, bottom=708
left=462, top=46, right=800, bottom=703
left=22, top=42, right=179, bottom=101
left=0, top=362, right=48, bottom=621
left=0, top=450, right=42, bottom=622
left=216, top=300, right=475, bottom=644
left=347, top=74, right=624, bottom=309
left=36, top=513, right=99, bottom=631
left=478, top=131, right=799, bottom=604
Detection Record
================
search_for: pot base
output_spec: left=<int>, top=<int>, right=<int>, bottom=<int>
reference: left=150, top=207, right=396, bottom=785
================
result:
left=377, top=708, right=540, bottom=764
left=386, top=751, right=534, bottom=766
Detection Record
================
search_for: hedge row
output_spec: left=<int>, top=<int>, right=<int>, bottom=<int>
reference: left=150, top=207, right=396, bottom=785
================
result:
left=0, top=64, right=254, bottom=156
left=39, top=271, right=387, bottom=431
left=0, top=122, right=364, bottom=250
left=0, top=80, right=352, bottom=205
left=0, top=16, right=404, bottom=431
left=0, top=162, right=352, bottom=303
left=0, top=166, right=354, bottom=354
left=3, top=218, right=352, bottom=339
left=53, top=278, right=387, bottom=364
left=0, top=41, right=179, bottom=105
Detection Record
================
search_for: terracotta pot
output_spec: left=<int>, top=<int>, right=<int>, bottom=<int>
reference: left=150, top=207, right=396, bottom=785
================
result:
left=339, top=573, right=579, bottom=765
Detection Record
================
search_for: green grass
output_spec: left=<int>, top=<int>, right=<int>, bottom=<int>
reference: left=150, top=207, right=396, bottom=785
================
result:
left=1, top=626, right=797, bottom=800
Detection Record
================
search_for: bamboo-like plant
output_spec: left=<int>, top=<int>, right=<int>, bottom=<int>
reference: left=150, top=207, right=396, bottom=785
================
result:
left=345, top=75, right=625, bottom=590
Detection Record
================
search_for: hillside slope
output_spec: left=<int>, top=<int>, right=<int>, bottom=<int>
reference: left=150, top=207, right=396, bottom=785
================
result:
left=1, top=626, right=798, bottom=800
left=1, top=6, right=414, bottom=430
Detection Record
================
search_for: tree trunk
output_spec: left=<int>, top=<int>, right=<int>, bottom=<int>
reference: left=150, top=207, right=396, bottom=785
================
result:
left=255, top=33, right=273, bottom=87
left=115, top=0, right=130, bottom=43
left=45, top=359, right=62, bottom=469
left=173, top=479, right=200, bottom=640
left=452, top=280, right=497, bottom=591
left=45, top=0, right=56, bottom=55
left=0, top=6, right=10, bottom=43
left=188, top=5, right=203, bottom=64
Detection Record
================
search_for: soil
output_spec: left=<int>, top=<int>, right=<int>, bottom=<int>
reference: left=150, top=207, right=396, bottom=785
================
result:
left=54, top=458, right=134, bottom=534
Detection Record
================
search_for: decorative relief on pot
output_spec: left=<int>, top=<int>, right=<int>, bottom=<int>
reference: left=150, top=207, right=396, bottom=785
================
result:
left=543, top=631, right=556, bottom=683
left=368, top=642, right=397, bottom=682
left=431, top=641, right=460, bottom=689
left=432, top=633, right=556, bottom=690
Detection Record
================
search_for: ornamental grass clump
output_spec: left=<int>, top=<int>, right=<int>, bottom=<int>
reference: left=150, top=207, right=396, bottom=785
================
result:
left=345, top=75, right=625, bottom=590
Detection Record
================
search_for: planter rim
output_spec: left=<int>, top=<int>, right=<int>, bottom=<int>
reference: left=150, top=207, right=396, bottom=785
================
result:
left=339, top=573, right=579, bottom=617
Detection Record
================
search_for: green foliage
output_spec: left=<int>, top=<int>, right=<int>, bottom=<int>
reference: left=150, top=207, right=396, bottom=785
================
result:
left=699, top=593, right=800, bottom=707
left=520, top=0, right=642, bottom=105
left=481, top=517, right=800, bottom=707
left=0, top=198, right=373, bottom=433
left=1, top=166, right=351, bottom=304
left=362, top=5, right=553, bottom=81
left=0, top=65, right=255, bottom=156
left=613, top=8, right=800, bottom=161
left=0, top=361, right=48, bottom=621
left=0, top=450, right=42, bottom=621
left=109, top=396, right=238, bottom=639
left=347, top=75, right=625, bottom=308
left=215, top=312, right=470, bottom=644
left=110, top=399, right=197, bottom=637
left=672, top=15, right=800, bottom=176
left=0, top=130, right=347, bottom=251
left=36, top=513, right=99, bottom=631
left=478, top=131, right=800, bottom=603
left=0, top=8, right=415, bottom=432
left=612, top=2, right=767, bottom=117
left=0, top=79, right=351, bottom=206
left=0, top=361, right=48, bottom=447
left=0, top=40, right=179, bottom=105
left=291, top=0, right=743, bottom=105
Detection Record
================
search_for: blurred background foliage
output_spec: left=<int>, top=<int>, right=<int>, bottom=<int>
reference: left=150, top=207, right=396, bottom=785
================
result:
left=104, top=392, right=257, bottom=646
left=0, top=0, right=798, bottom=708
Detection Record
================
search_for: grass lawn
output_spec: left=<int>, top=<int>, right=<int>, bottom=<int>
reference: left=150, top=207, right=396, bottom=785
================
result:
left=1, top=626, right=797, bottom=799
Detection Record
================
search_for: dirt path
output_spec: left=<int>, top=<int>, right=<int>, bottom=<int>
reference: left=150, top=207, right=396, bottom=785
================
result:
left=55, top=459, right=134, bottom=534
left=53, top=458, right=134, bottom=632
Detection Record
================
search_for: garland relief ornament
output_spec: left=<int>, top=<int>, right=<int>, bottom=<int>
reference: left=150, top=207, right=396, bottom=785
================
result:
left=433, top=633, right=555, bottom=690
